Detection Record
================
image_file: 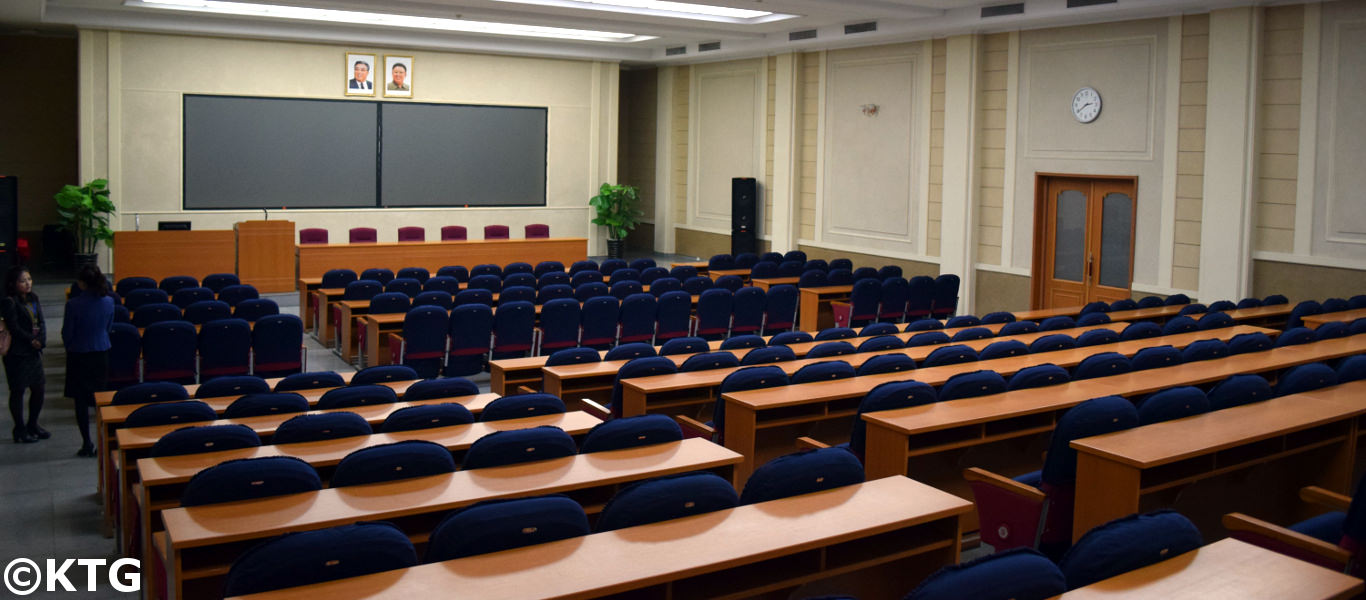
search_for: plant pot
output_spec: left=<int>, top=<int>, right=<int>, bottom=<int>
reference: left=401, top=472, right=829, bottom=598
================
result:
left=606, top=239, right=624, bottom=259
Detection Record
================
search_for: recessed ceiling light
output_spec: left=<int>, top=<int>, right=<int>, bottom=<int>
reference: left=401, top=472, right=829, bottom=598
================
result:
left=489, top=0, right=798, bottom=24
left=127, top=0, right=657, bottom=42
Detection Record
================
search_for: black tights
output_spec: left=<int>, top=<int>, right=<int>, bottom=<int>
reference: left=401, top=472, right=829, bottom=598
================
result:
left=8, top=381, right=43, bottom=431
left=74, top=394, right=94, bottom=446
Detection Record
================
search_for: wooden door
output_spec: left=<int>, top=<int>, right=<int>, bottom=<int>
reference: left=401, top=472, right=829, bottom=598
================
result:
left=1033, top=175, right=1137, bottom=309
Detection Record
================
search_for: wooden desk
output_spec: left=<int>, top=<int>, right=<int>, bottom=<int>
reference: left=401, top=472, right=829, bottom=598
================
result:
left=226, top=476, right=973, bottom=600
left=1070, top=386, right=1366, bottom=540
left=708, top=268, right=750, bottom=281
left=670, top=260, right=709, bottom=274
left=310, top=287, right=346, bottom=344
left=113, top=230, right=236, bottom=283
left=720, top=325, right=1277, bottom=484
left=1303, top=308, right=1366, bottom=329
left=336, top=299, right=374, bottom=364
left=1055, top=538, right=1363, bottom=600
left=296, top=278, right=322, bottom=332
left=1013, top=305, right=1085, bottom=321
left=750, top=277, right=799, bottom=291
left=159, top=438, right=741, bottom=600
left=799, top=284, right=853, bottom=332
left=235, top=220, right=295, bottom=293
left=296, top=238, right=587, bottom=279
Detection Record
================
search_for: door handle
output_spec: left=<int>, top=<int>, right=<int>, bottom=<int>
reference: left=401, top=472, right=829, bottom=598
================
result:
left=1086, top=253, right=1094, bottom=282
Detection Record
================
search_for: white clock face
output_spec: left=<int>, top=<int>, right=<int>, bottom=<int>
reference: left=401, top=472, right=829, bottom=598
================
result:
left=1072, top=87, right=1101, bottom=123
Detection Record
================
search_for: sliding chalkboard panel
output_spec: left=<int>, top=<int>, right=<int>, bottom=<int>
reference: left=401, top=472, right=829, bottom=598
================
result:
left=379, top=103, right=547, bottom=207
left=183, top=95, right=378, bottom=209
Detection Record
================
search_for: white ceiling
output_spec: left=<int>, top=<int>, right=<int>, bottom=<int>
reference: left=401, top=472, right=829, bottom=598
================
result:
left=10, top=0, right=1273, bottom=64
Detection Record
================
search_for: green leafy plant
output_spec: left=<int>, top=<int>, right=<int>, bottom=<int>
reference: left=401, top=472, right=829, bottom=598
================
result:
left=55, top=178, right=116, bottom=255
left=589, top=183, right=642, bottom=241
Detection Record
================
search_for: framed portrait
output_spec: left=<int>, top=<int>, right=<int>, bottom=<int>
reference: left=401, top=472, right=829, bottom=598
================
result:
left=344, top=53, right=376, bottom=96
left=383, top=55, right=414, bottom=98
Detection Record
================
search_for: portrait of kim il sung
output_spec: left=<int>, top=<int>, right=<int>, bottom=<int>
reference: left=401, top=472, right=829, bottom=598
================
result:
left=345, top=53, right=376, bottom=96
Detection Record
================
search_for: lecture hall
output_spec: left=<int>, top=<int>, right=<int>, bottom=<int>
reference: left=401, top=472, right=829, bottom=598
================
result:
left=1, top=0, right=1365, bottom=598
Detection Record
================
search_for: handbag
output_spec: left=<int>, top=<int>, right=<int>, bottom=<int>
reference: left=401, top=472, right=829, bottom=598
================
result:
left=0, top=319, right=10, bottom=356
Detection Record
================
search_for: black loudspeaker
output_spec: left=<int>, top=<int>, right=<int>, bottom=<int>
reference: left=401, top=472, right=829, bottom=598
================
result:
left=0, top=176, right=17, bottom=267
left=731, top=177, right=757, bottom=256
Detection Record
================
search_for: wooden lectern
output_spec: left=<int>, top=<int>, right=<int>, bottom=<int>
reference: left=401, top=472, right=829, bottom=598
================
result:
left=235, top=220, right=295, bottom=292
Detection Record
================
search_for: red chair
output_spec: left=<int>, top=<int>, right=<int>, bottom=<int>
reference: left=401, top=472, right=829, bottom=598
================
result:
left=484, top=225, right=510, bottom=240
left=525, top=224, right=550, bottom=239
left=441, top=225, right=467, bottom=241
left=397, top=227, right=425, bottom=242
left=298, top=228, right=328, bottom=244
left=349, top=227, right=377, bottom=244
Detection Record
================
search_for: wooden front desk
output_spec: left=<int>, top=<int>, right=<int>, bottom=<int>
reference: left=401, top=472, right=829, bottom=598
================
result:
left=228, top=476, right=973, bottom=600
left=296, top=237, right=587, bottom=279
left=113, top=230, right=236, bottom=283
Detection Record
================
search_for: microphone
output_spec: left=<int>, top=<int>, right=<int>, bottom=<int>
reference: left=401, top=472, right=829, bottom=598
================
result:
left=263, top=208, right=269, bottom=221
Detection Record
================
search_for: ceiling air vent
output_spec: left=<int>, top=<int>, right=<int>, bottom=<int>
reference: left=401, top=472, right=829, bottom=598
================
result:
left=844, top=21, right=877, bottom=35
left=981, top=3, right=1025, bottom=18
left=665, top=46, right=687, bottom=56
left=1067, top=0, right=1117, bottom=7
left=699, top=41, right=721, bottom=52
left=789, top=29, right=817, bottom=41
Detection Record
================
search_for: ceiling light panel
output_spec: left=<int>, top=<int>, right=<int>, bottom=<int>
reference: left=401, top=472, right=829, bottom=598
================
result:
left=489, top=0, right=799, bottom=24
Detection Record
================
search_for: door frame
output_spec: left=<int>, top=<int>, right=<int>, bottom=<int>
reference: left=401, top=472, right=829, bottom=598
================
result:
left=1030, top=172, right=1139, bottom=309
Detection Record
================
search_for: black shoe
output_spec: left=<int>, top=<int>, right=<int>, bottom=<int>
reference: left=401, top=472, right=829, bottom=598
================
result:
left=27, top=425, right=49, bottom=440
left=12, top=427, right=36, bottom=444
left=76, top=443, right=95, bottom=457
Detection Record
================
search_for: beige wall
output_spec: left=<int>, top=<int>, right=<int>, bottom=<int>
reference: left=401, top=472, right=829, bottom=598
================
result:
left=975, top=33, right=1009, bottom=267
left=1173, top=14, right=1208, bottom=292
left=2, top=33, right=77, bottom=235
left=79, top=30, right=618, bottom=269
left=927, top=39, right=945, bottom=258
left=1255, top=6, right=1302, bottom=253
left=619, top=68, right=657, bottom=225
left=797, top=51, right=820, bottom=245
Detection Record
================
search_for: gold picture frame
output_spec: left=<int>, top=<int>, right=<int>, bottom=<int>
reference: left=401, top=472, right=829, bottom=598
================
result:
left=383, top=55, right=414, bottom=98
left=344, top=52, right=376, bottom=96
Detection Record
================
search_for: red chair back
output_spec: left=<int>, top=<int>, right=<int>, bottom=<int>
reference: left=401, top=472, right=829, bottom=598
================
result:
left=298, top=228, right=328, bottom=244
left=349, top=227, right=377, bottom=243
left=484, top=225, right=510, bottom=240
left=525, top=224, right=550, bottom=238
left=397, top=227, right=425, bottom=242
left=441, top=225, right=467, bottom=241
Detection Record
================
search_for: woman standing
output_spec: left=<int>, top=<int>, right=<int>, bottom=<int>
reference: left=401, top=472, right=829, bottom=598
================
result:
left=63, top=263, right=114, bottom=457
left=1, top=266, right=47, bottom=443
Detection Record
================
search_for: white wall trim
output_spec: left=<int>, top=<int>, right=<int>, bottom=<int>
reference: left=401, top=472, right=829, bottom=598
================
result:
left=1159, top=15, right=1183, bottom=289
left=917, top=40, right=933, bottom=259
left=1295, top=2, right=1321, bottom=256
left=1131, top=282, right=1199, bottom=297
left=654, top=66, right=675, bottom=253
left=940, top=34, right=980, bottom=312
left=1000, top=31, right=1020, bottom=269
left=105, top=30, right=123, bottom=273
left=813, top=50, right=828, bottom=244
left=975, top=263, right=1030, bottom=277
left=687, top=60, right=766, bottom=232
left=1253, top=250, right=1366, bottom=272
left=675, top=223, right=732, bottom=237
left=769, top=52, right=799, bottom=253
left=797, top=238, right=942, bottom=267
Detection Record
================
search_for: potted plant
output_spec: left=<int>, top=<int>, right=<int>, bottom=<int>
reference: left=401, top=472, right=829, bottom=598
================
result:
left=589, top=182, right=642, bottom=259
left=55, top=178, right=116, bottom=267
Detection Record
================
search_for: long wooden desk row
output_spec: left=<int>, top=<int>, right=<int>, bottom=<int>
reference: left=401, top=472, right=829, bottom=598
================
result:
left=295, top=238, right=589, bottom=280
left=158, top=437, right=742, bottom=600
left=1303, top=307, right=1366, bottom=329
left=223, top=476, right=972, bottom=600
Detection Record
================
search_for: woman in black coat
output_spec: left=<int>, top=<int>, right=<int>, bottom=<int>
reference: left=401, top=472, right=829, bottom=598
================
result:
left=2, top=265, right=47, bottom=443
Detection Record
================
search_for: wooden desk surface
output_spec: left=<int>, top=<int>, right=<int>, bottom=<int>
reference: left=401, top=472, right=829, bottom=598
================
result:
left=100, top=379, right=414, bottom=426
left=1303, top=308, right=1366, bottom=328
left=113, top=230, right=237, bottom=284
left=295, top=238, right=588, bottom=279
left=96, top=373, right=357, bottom=408
left=750, top=277, right=799, bottom=290
left=1013, top=305, right=1084, bottom=321
left=228, top=476, right=973, bottom=600
left=1054, top=538, right=1363, bottom=600
left=162, top=438, right=741, bottom=550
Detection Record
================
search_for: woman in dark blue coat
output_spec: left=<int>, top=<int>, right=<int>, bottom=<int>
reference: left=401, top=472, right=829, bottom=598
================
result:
left=1, top=266, right=46, bottom=443
left=63, top=264, right=114, bottom=457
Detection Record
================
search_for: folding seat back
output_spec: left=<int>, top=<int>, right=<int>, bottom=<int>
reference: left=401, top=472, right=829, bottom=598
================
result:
left=939, top=369, right=1007, bottom=401
left=712, top=366, right=788, bottom=442
left=251, top=314, right=304, bottom=377
left=931, top=274, right=961, bottom=318
left=391, top=306, right=449, bottom=378
left=369, top=291, right=411, bottom=314
left=878, top=277, right=911, bottom=323
left=791, top=360, right=856, bottom=384
left=111, top=380, right=190, bottom=405
left=471, top=263, right=502, bottom=279
left=999, top=320, right=1040, bottom=336
left=1136, top=295, right=1164, bottom=308
left=762, top=285, right=799, bottom=333
left=596, top=472, right=738, bottom=532
left=669, top=265, right=699, bottom=281
left=351, top=364, right=418, bottom=386
left=1227, top=332, right=1273, bottom=355
left=1029, top=334, right=1076, bottom=354
left=598, top=259, right=626, bottom=276
left=1287, top=300, right=1323, bottom=329
left=396, top=267, right=429, bottom=283
left=233, top=298, right=280, bottom=322
left=740, top=447, right=864, bottom=505
left=349, top=227, right=378, bottom=243
left=1207, top=300, right=1237, bottom=312
left=537, top=298, right=581, bottom=354
left=1236, top=297, right=1262, bottom=309
left=403, top=377, right=480, bottom=402
left=802, top=259, right=829, bottom=273
left=526, top=222, right=552, bottom=239
left=274, top=371, right=345, bottom=392
left=114, top=304, right=132, bottom=324
left=454, top=289, right=493, bottom=307
left=222, top=522, right=416, bottom=597
left=480, top=393, right=566, bottom=422
left=856, top=353, right=917, bottom=376
left=1008, top=364, right=1071, bottom=391
left=1314, top=321, right=1349, bottom=341
left=858, top=335, right=905, bottom=353
left=1136, top=386, right=1209, bottom=425
left=142, top=320, right=198, bottom=383
left=1275, top=363, right=1338, bottom=396
left=505, top=273, right=539, bottom=291
left=272, top=412, right=373, bottom=444
left=951, top=327, right=994, bottom=342
left=716, top=274, right=744, bottom=293
left=1207, top=374, right=1274, bottom=410
left=1075, top=328, right=1119, bottom=347
left=1075, top=312, right=1111, bottom=327
left=581, top=414, right=684, bottom=453
left=629, top=258, right=657, bottom=271
left=108, top=323, right=142, bottom=389
left=159, top=275, right=199, bottom=295
left=749, top=261, right=779, bottom=279
left=797, top=270, right=828, bottom=288
left=1339, top=355, right=1366, bottom=384
left=826, top=268, right=853, bottom=286
left=150, top=423, right=260, bottom=457
left=1039, top=316, right=1076, bottom=331
left=904, top=275, right=935, bottom=321
left=875, top=264, right=901, bottom=279
left=1110, top=298, right=1139, bottom=311
left=117, top=276, right=158, bottom=297
left=317, top=384, right=399, bottom=410
left=719, top=335, right=765, bottom=350
left=655, top=291, right=696, bottom=343
left=1322, top=297, right=1350, bottom=313
left=490, top=300, right=535, bottom=359
left=359, top=268, right=394, bottom=284
left=462, top=426, right=577, bottom=469
left=574, top=282, right=609, bottom=302
left=125, top=400, right=218, bottom=428
left=1180, top=338, right=1229, bottom=362
left=815, top=327, right=857, bottom=341
left=331, top=440, right=456, bottom=487
left=832, top=278, right=880, bottom=328
left=180, top=455, right=321, bottom=507
left=1119, top=321, right=1162, bottom=340
left=682, top=275, right=714, bottom=296
left=1079, top=301, right=1109, bottom=315
left=425, top=496, right=588, bottom=563
left=217, top=284, right=259, bottom=307
left=381, top=403, right=474, bottom=432
left=695, top=289, right=734, bottom=340
left=440, top=225, right=467, bottom=241
left=343, top=279, right=383, bottom=301
left=500, top=285, right=536, bottom=305
left=195, top=374, right=269, bottom=399
left=321, top=269, right=358, bottom=289
left=1130, top=345, right=1182, bottom=371
left=679, top=352, right=740, bottom=372
left=604, top=344, right=657, bottom=361
left=905, top=548, right=1066, bottom=600
left=183, top=300, right=231, bottom=325
left=658, top=336, right=709, bottom=356
left=132, top=303, right=182, bottom=328
left=610, top=280, right=643, bottom=300
left=569, top=260, right=599, bottom=275
left=617, top=293, right=657, bottom=344
left=806, top=341, right=856, bottom=359
left=124, top=288, right=170, bottom=311
left=1057, top=511, right=1203, bottom=590
left=578, top=296, right=619, bottom=349
left=570, top=270, right=603, bottom=288
left=201, top=273, right=240, bottom=293
left=734, top=253, right=760, bottom=269
left=223, top=392, right=310, bottom=419
left=606, top=357, right=676, bottom=419
left=979, top=311, right=1016, bottom=325
left=537, top=272, right=571, bottom=289
left=1072, top=352, right=1132, bottom=380
left=639, top=266, right=669, bottom=285
left=777, top=260, right=804, bottom=277
left=760, top=252, right=784, bottom=264
left=730, top=287, right=767, bottom=335
left=907, top=331, right=951, bottom=347
left=484, top=224, right=510, bottom=239
left=945, top=315, right=981, bottom=328
left=468, top=274, right=502, bottom=294
left=609, top=267, right=641, bottom=284
left=1351, top=295, right=1366, bottom=309
left=856, top=322, right=897, bottom=337
left=1177, top=303, right=1207, bottom=316
left=648, top=277, right=681, bottom=297
left=412, top=291, right=454, bottom=310
left=1164, top=293, right=1192, bottom=305
left=1273, top=326, right=1314, bottom=347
